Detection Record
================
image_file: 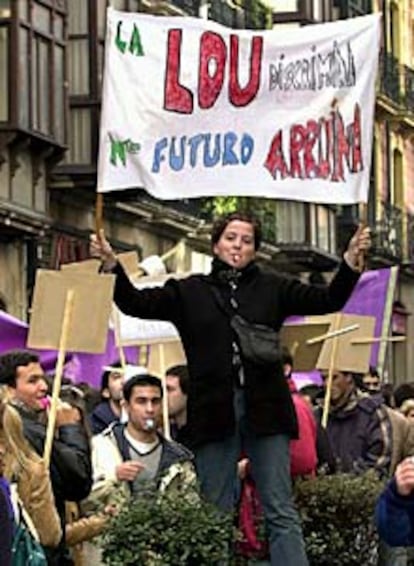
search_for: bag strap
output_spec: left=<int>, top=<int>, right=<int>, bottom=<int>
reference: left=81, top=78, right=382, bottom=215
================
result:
left=10, top=483, right=41, bottom=542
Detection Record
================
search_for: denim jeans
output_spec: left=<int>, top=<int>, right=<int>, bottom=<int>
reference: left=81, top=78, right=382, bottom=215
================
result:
left=378, top=540, right=407, bottom=566
left=194, top=388, right=308, bottom=566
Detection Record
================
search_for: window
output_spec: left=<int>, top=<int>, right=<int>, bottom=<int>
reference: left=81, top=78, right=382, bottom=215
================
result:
left=33, top=2, right=51, bottom=34
left=31, top=35, right=52, bottom=134
left=393, top=149, right=403, bottom=207
left=275, top=201, right=306, bottom=243
left=390, top=2, right=400, bottom=59
left=0, top=26, right=8, bottom=120
left=13, top=0, right=67, bottom=143
left=68, top=0, right=87, bottom=34
left=310, top=204, right=336, bottom=253
left=0, top=0, right=11, bottom=18
left=18, top=27, right=29, bottom=126
left=17, top=0, right=29, bottom=21
left=68, top=39, right=90, bottom=95
left=66, top=108, right=91, bottom=164
left=54, top=44, right=65, bottom=143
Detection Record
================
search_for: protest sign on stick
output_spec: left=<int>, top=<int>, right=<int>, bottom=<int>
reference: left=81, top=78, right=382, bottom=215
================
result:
left=27, top=270, right=115, bottom=464
left=303, top=313, right=375, bottom=427
left=311, top=313, right=376, bottom=375
left=28, top=270, right=115, bottom=353
left=43, top=289, right=74, bottom=467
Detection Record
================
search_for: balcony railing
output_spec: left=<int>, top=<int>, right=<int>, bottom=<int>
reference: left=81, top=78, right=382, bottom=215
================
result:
left=209, top=0, right=237, bottom=27
left=378, top=52, right=414, bottom=114
left=170, top=0, right=199, bottom=16
left=372, top=201, right=403, bottom=260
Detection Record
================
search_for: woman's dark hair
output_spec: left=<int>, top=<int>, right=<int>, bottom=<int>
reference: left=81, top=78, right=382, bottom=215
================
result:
left=211, top=212, right=262, bottom=251
left=60, top=384, right=92, bottom=439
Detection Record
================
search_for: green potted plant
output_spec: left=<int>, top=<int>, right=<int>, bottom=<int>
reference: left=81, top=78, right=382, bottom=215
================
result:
left=101, top=486, right=236, bottom=566
left=294, top=471, right=385, bottom=566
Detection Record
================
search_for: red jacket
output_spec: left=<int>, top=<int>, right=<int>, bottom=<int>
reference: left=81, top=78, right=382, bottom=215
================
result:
left=288, top=379, right=317, bottom=477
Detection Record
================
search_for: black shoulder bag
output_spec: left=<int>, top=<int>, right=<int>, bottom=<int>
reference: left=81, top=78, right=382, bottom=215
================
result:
left=210, top=286, right=281, bottom=365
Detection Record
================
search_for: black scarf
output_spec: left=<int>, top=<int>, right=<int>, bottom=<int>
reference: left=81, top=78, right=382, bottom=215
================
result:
left=210, top=256, right=259, bottom=285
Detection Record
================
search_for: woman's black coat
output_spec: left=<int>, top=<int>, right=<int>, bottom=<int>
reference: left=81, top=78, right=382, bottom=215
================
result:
left=112, top=260, right=360, bottom=448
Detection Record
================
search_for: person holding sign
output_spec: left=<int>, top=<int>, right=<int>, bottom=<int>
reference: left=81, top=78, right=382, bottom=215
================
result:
left=0, top=350, right=92, bottom=566
left=91, top=211, right=370, bottom=566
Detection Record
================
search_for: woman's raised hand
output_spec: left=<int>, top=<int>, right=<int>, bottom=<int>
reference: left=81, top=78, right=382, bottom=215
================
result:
left=90, top=229, right=117, bottom=271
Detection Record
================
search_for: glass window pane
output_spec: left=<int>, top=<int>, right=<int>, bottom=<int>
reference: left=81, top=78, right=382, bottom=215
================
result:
left=66, top=108, right=91, bottom=164
left=68, top=38, right=89, bottom=95
left=111, top=0, right=126, bottom=9
left=317, top=206, right=329, bottom=251
left=54, top=14, right=64, bottom=39
left=33, top=3, right=51, bottom=34
left=54, top=44, right=65, bottom=143
left=68, top=0, right=87, bottom=34
left=19, top=27, right=29, bottom=127
left=270, top=0, right=298, bottom=13
left=312, top=0, right=322, bottom=21
left=31, top=37, right=39, bottom=129
left=128, top=0, right=139, bottom=12
left=0, top=1, right=11, bottom=18
left=55, top=0, right=66, bottom=12
left=276, top=201, right=305, bottom=243
left=17, top=0, right=29, bottom=21
left=97, top=1, right=109, bottom=38
left=97, top=42, right=104, bottom=90
left=39, top=39, right=50, bottom=133
left=0, top=26, right=8, bottom=120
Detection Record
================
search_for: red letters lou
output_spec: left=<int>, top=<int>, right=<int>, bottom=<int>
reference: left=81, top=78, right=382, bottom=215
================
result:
left=164, top=29, right=263, bottom=113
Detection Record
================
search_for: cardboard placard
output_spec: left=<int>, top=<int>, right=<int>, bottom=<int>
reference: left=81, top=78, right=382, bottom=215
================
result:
left=147, top=340, right=187, bottom=376
left=117, top=251, right=140, bottom=277
left=61, top=259, right=101, bottom=273
left=27, top=270, right=115, bottom=353
left=306, top=313, right=376, bottom=374
left=280, top=322, right=331, bottom=371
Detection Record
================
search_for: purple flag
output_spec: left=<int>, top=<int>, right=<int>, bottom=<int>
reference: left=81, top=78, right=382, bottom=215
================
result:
left=342, top=266, right=398, bottom=369
left=0, top=310, right=139, bottom=388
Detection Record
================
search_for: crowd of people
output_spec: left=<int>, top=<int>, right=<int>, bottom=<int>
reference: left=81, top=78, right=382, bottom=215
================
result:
left=1, top=211, right=413, bottom=565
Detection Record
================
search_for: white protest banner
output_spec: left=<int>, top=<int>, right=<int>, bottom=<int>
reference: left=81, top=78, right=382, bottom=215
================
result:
left=113, top=272, right=191, bottom=345
left=98, top=10, right=381, bottom=204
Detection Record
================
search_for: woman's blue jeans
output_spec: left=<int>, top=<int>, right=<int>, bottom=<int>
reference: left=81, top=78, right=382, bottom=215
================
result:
left=194, top=388, right=308, bottom=566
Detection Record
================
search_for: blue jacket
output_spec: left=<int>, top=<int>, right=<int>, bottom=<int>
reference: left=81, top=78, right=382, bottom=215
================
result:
left=375, top=478, right=414, bottom=546
left=90, top=401, right=120, bottom=435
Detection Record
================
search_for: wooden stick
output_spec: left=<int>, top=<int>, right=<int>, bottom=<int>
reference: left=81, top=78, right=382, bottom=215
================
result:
left=351, top=336, right=406, bottom=344
left=161, top=239, right=185, bottom=262
left=290, top=341, right=299, bottom=359
left=158, top=343, right=171, bottom=440
left=306, top=323, right=359, bottom=345
left=111, top=308, right=127, bottom=369
left=96, top=193, right=104, bottom=234
left=357, top=202, right=368, bottom=271
left=43, top=289, right=75, bottom=467
left=322, top=313, right=342, bottom=429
